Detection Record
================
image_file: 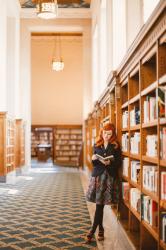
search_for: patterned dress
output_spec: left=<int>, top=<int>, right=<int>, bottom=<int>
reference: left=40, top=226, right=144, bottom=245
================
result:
left=86, top=143, right=121, bottom=205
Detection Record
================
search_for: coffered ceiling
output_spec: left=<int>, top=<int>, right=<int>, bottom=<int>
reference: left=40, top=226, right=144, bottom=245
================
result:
left=20, top=0, right=91, bottom=8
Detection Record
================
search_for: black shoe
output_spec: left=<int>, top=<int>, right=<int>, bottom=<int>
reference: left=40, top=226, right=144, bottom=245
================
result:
left=98, top=230, right=104, bottom=241
left=85, top=230, right=94, bottom=243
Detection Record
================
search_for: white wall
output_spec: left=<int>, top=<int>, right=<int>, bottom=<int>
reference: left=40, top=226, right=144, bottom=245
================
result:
left=0, top=0, right=7, bottom=111
left=90, top=0, right=160, bottom=117
left=0, top=0, right=20, bottom=117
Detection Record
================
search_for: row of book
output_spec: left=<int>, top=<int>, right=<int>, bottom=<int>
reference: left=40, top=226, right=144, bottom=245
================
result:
left=146, top=134, right=157, bottom=157
left=122, top=184, right=158, bottom=227
left=122, top=86, right=166, bottom=127
left=56, top=129, right=82, bottom=134
left=122, top=110, right=128, bottom=128
left=131, top=161, right=140, bottom=183
left=160, top=127, right=166, bottom=160
left=55, top=145, right=81, bottom=150
left=161, top=172, right=166, bottom=200
left=143, top=96, right=157, bottom=123
left=130, top=133, right=140, bottom=154
left=143, top=165, right=158, bottom=193
left=122, top=132, right=158, bottom=157
left=130, top=107, right=140, bottom=126
left=56, top=151, right=80, bottom=156
left=122, top=157, right=129, bottom=177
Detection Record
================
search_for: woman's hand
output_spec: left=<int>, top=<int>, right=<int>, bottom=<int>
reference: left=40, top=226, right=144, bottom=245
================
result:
left=104, top=160, right=111, bottom=166
left=92, top=154, right=98, bottom=161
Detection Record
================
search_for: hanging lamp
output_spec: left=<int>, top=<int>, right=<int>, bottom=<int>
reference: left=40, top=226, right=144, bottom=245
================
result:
left=52, top=35, right=64, bottom=71
left=36, top=0, right=58, bottom=19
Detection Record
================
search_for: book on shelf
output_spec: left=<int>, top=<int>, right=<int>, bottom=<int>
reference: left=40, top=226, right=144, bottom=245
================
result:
left=130, top=132, right=140, bottom=154
left=130, top=106, right=140, bottom=126
left=156, top=86, right=166, bottom=118
left=122, top=157, right=129, bottom=177
left=143, top=165, right=158, bottom=193
left=96, top=154, right=114, bottom=161
left=162, top=212, right=166, bottom=242
left=146, top=134, right=157, bottom=157
left=131, top=161, right=140, bottom=183
left=130, top=188, right=141, bottom=213
left=160, top=127, right=166, bottom=160
left=161, top=172, right=166, bottom=200
left=144, top=96, right=157, bottom=123
left=122, top=182, right=129, bottom=202
left=122, top=111, right=128, bottom=128
left=141, top=195, right=158, bottom=227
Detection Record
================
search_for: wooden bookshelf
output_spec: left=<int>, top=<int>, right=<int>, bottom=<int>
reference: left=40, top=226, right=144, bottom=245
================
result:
left=54, top=124, right=82, bottom=167
left=15, top=119, right=25, bottom=168
left=31, top=126, right=53, bottom=160
left=84, top=2, right=166, bottom=249
left=0, top=112, right=15, bottom=179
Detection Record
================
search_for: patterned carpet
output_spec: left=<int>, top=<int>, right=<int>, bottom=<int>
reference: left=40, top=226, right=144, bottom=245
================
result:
left=0, top=170, right=97, bottom=249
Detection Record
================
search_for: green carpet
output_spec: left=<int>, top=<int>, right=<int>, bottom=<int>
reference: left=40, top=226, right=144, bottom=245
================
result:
left=0, top=170, right=97, bottom=249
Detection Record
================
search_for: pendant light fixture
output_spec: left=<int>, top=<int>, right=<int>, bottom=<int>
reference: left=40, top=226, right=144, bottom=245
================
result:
left=36, top=0, right=58, bottom=19
left=52, top=35, right=64, bottom=71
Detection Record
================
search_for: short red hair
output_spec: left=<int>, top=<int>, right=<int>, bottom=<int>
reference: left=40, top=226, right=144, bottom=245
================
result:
left=96, top=123, right=119, bottom=148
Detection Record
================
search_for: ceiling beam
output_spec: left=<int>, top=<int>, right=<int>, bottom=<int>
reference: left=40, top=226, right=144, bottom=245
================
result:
left=31, top=32, right=83, bottom=36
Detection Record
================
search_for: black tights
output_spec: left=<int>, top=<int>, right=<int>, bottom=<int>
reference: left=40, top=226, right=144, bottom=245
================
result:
left=91, top=204, right=105, bottom=234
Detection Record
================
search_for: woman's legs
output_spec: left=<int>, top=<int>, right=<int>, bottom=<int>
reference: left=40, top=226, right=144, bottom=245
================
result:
left=91, top=204, right=105, bottom=234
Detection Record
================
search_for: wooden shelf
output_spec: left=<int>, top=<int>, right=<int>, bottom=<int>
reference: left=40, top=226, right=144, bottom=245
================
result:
left=160, top=159, right=166, bottom=167
left=130, top=153, right=141, bottom=160
left=160, top=200, right=166, bottom=209
left=54, top=125, right=82, bottom=167
left=122, top=175, right=129, bottom=182
left=159, top=74, right=166, bottom=85
left=142, top=120, right=158, bottom=128
left=129, top=94, right=140, bottom=104
left=142, top=155, right=158, bottom=164
left=142, top=188, right=158, bottom=203
left=142, top=220, right=158, bottom=241
left=121, top=101, right=129, bottom=109
left=123, top=200, right=130, bottom=209
left=130, top=180, right=141, bottom=189
left=122, top=127, right=129, bottom=132
left=160, top=239, right=166, bottom=250
left=130, top=206, right=141, bottom=221
left=130, top=125, right=140, bottom=131
left=122, top=151, right=129, bottom=157
left=141, top=81, right=157, bottom=96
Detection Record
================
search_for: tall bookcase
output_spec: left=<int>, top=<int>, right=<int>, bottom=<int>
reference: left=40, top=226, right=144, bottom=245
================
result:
left=31, top=126, right=53, bottom=158
left=0, top=112, right=15, bottom=179
left=15, top=119, right=25, bottom=168
left=54, top=125, right=82, bottom=167
left=84, top=2, right=166, bottom=249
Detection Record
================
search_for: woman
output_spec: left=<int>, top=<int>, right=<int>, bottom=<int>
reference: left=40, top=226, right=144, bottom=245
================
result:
left=86, top=123, right=121, bottom=243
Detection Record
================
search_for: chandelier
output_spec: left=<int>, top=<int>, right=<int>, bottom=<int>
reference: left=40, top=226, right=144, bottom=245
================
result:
left=36, top=0, right=58, bottom=19
left=52, top=35, right=64, bottom=71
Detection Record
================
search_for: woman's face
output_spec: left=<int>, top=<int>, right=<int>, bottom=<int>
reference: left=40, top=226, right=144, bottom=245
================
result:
left=102, top=129, right=112, bottom=142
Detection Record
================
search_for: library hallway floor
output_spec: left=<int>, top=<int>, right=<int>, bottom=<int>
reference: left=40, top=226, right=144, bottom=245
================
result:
left=0, top=165, right=134, bottom=250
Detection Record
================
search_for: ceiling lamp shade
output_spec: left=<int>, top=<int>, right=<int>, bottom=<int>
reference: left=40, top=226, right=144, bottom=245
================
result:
left=52, top=59, right=64, bottom=71
left=36, top=0, right=58, bottom=19
left=52, top=35, right=64, bottom=71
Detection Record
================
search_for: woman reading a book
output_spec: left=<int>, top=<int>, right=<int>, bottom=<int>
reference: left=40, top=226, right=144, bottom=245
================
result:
left=86, top=122, right=121, bottom=243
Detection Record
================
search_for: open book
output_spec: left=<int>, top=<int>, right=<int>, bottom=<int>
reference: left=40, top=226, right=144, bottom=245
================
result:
left=96, top=154, right=114, bottom=161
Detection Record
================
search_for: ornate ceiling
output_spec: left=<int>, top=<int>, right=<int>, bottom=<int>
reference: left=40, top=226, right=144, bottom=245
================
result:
left=20, top=0, right=91, bottom=8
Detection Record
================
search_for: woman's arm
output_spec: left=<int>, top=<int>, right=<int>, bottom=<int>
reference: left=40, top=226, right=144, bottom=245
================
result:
left=107, top=147, right=122, bottom=176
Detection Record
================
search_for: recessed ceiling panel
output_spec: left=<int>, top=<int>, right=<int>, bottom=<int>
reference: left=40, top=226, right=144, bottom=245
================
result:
left=20, top=0, right=90, bottom=8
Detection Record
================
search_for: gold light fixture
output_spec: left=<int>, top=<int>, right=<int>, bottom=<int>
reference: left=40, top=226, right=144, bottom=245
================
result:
left=52, top=35, right=64, bottom=71
left=36, top=0, right=58, bottom=19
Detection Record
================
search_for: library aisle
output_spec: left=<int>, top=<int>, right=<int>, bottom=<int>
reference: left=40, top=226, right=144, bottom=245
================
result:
left=0, top=165, right=133, bottom=250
